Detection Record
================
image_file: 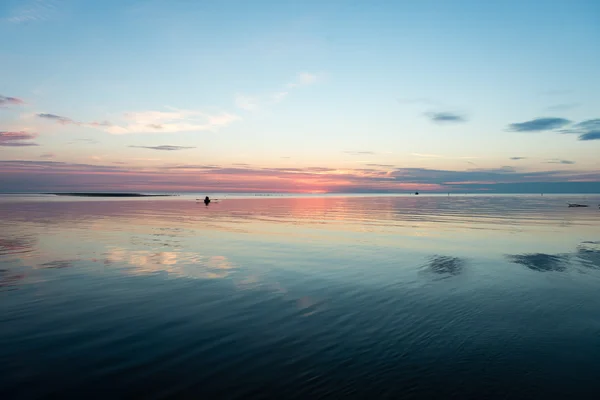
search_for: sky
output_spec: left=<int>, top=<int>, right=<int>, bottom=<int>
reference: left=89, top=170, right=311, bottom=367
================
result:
left=1, top=0, right=599, bottom=193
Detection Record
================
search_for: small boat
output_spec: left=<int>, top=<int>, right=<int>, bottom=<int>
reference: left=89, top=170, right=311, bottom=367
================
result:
left=568, top=203, right=588, bottom=207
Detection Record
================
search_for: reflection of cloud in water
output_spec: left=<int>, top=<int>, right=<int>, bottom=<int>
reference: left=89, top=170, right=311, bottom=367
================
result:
left=422, top=255, right=466, bottom=277
left=0, top=235, right=36, bottom=256
left=39, top=260, right=75, bottom=269
left=0, top=269, right=26, bottom=290
left=575, top=242, right=600, bottom=269
left=506, top=253, right=569, bottom=272
left=104, top=247, right=236, bottom=279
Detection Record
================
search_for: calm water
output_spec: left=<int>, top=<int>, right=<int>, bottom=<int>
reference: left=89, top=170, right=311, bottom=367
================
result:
left=1, top=195, right=600, bottom=399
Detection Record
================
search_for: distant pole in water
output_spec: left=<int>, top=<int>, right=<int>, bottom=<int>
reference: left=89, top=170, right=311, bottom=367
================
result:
left=204, top=196, right=210, bottom=206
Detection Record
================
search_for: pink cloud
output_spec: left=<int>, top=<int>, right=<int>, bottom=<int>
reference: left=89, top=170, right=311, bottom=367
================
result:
left=0, top=95, right=25, bottom=107
left=0, top=131, right=39, bottom=147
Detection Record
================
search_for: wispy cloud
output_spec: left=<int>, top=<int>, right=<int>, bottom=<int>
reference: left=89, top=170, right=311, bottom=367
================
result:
left=507, top=117, right=571, bottom=132
left=89, top=120, right=112, bottom=127
left=40, top=153, right=54, bottom=158
left=344, top=151, right=376, bottom=156
left=365, top=163, right=396, bottom=168
left=37, top=113, right=115, bottom=130
left=37, top=113, right=78, bottom=125
left=286, top=72, right=318, bottom=88
left=572, top=119, right=600, bottom=132
left=271, top=91, right=289, bottom=103
left=68, top=138, right=99, bottom=145
left=545, top=159, right=575, bottom=165
left=0, top=131, right=39, bottom=147
left=510, top=157, right=527, bottom=160
left=106, top=109, right=239, bottom=134
left=129, top=145, right=196, bottom=151
left=411, top=153, right=443, bottom=158
left=37, top=109, right=237, bottom=134
left=425, top=112, right=467, bottom=124
left=0, top=95, right=25, bottom=107
left=4, top=0, right=59, bottom=23
left=5, top=0, right=59, bottom=24
left=234, top=94, right=259, bottom=111
left=234, top=72, right=319, bottom=112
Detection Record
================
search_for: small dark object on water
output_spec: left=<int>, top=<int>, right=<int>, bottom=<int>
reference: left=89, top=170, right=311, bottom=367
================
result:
left=415, top=191, right=419, bottom=195
left=204, top=196, right=210, bottom=206
left=568, top=203, right=588, bottom=208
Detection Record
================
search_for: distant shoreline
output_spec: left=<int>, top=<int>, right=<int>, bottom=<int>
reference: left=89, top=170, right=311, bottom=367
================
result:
left=46, top=193, right=175, bottom=197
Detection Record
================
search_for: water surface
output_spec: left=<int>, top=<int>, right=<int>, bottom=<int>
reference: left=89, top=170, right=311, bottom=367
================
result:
left=1, top=195, right=600, bottom=398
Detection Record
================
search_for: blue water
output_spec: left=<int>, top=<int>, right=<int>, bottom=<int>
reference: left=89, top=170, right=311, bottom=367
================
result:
left=1, top=195, right=600, bottom=399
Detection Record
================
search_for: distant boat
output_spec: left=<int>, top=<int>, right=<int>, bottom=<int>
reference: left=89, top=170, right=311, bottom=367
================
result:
left=568, top=203, right=588, bottom=207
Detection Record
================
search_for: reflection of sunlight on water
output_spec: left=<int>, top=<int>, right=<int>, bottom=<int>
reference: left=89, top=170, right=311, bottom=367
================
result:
left=1, top=195, right=600, bottom=292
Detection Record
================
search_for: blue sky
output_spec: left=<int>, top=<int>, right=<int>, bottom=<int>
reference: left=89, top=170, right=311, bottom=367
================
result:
left=1, top=0, right=599, bottom=193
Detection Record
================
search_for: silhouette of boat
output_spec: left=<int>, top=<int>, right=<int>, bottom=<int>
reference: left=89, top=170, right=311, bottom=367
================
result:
left=568, top=203, right=588, bottom=207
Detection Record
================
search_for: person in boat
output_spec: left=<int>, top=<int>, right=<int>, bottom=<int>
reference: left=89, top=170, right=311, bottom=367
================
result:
left=204, top=196, right=210, bottom=206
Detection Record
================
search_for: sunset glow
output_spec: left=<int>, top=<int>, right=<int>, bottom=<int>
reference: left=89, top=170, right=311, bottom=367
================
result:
left=1, top=1, right=599, bottom=193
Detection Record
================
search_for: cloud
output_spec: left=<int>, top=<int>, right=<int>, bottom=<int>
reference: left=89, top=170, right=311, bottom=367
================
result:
left=235, top=72, right=319, bottom=111
left=365, top=163, right=396, bottom=168
left=89, top=120, right=113, bottom=127
left=36, top=109, right=237, bottom=135
left=285, top=72, right=319, bottom=88
left=68, top=138, right=99, bottom=144
left=234, top=94, right=259, bottom=111
left=344, top=151, right=376, bottom=156
left=579, top=131, right=600, bottom=141
left=271, top=91, right=289, bottom=103
left=4, top=0, right=59, bottom=23
left=425, top=112, right=467, bottom=124
left=298, top=72, right=317, bottom=85
left=40, top=153, right=54, bottom=158
left=557, top=119, right=600, bottom=141
left=0, top=131, right=39, bottom=147
left=411, top=153, right=443, bottom=158
left=510, top=157, right=527, bottom=160
left=573, top=119, right=600, bottom=131
left=411, top=153, right=478, bottom=161
left=0, top=95, right=25, bottom=107
left=2, top=158, right=597, bottom=194
left=507, top=117, right=571, bottom=132
left=545, top=159, right=575, bottom=165
left=129, top=145, right=196, bottom=151
left=105, top=109, right=239, bottom=134
left=37, top=113, right=79, bottom=125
